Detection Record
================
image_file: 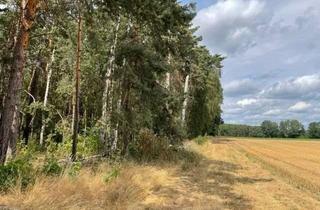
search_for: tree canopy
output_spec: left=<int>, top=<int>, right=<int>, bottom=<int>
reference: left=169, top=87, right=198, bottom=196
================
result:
left=0, top=0, right=224, bottom=163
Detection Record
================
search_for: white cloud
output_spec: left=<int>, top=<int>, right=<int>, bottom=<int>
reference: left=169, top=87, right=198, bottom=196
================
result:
left=261, top=74, right=320, bottom=99
left=193, top=0, right=268, bottom=55
left=289, top=102, right=312, bottom=112
left=263, top=109, right=281, bottom=116
left=237, top=98, right=258, bottom=106
left=195, top=0, right=320, bottom=124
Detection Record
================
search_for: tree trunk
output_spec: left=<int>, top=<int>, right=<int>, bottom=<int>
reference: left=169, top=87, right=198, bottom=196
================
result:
left=22, top=56, right=41, bottom=145
left=165, top=52, right=171, bottom=91
left=165, top=53, right=172, bottom=112
left=0, top=0, right=39, bottom=165
left=112, top=96, right=121, bottom=152
left=111, top=19, right=132, bottom=154
left=71, top=14, right=82, bottom=162
left=100, top=15, right=121, bottom=155
left=0, top=11, right=19, bottom=122
left=39, top=48, right=55, bottom=146
left=120, top=78, right=132, bottom=156
left=165, top=73, right=171, bottom=90
left=181, top=74, right=190, bottom=124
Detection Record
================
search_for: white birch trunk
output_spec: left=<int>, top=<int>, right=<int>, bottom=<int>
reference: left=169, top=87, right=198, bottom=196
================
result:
left=181, top=74, right=190, bottom=124
left=111, top=19, right=132, bottom=152
left=6, top=106, right=18, bottom=161
left=165, top=73, right=171, bottom=90
left=164, top=53, right=172, bottom=112
left=165, top=53, right=172, bottom=90
left=101, top=16, right=121, bottom=149
left=40, top=49, right=55, bottom=146
left=111, top=97, right=121, bottom=152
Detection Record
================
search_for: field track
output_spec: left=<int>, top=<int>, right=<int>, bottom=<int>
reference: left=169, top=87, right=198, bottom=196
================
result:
left=142, top=138, right=320, bottom=209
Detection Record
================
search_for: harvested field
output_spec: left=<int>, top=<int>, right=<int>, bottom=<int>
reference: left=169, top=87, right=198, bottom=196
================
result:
left=231, top=138, right=320, bottom=199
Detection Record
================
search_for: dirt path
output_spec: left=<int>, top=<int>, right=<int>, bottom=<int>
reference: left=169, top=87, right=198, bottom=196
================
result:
left=142, top=139, right=320, bottom=210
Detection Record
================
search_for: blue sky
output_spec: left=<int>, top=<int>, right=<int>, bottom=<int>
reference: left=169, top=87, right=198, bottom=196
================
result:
left=182, top=0, right=320, bottom=125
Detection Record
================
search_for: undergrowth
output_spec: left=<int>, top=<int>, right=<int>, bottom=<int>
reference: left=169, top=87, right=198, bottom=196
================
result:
left=193, top=135, right=210, bottom=145
left=0, top=130, right=202, bottom=194
left=129, top=129, right=201, bottom=168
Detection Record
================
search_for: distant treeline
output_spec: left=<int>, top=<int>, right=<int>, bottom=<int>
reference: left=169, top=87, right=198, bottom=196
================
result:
left=220, top=120, right=320, bottom=139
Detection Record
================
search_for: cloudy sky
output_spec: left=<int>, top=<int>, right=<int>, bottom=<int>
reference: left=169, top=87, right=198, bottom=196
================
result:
left=182, top=0, right=320, bottom=125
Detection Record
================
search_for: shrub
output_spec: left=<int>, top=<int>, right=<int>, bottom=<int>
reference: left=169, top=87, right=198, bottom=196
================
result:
left=175, top=147, right=201, bottom=171
left=42, top=157, right=63, bottom=176
left=129, top=129, right=171, bottom=162
left=193, top=136, right=209, bottom=145
left=47, top=128, right=100, bottom=159
left=0, top=157, right=35, bottom=192
left=129, top=129, right=201, bottom=168
left=67, top=162, right=82, bottom=177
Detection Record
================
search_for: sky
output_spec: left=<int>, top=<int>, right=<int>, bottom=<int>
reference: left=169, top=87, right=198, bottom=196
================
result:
left=182, top=0, right=320, bottom=126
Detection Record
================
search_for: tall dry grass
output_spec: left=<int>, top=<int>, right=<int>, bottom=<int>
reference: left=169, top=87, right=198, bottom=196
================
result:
left=0, top=162, right=178, bottom=210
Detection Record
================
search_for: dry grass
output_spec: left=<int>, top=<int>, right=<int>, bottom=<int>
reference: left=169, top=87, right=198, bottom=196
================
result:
left=0, top=163, right=174, bottom=210
left=1, top=139, right=320, bottom=210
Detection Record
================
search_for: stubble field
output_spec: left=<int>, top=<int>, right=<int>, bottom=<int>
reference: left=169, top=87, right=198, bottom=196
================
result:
left=231, top=138, right=320, bottom=199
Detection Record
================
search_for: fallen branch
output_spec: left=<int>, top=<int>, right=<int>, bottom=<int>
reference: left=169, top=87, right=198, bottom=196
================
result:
left=58, top=155, right=105, bottom=167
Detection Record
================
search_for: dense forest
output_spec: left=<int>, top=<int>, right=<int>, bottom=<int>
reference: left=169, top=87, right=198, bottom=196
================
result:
left=220, top=120, right=320, bottom=139
left=0, top=0, right=223, bottom=164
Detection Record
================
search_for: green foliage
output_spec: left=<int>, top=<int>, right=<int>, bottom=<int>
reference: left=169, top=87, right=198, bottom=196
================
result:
left=0, top=0, right=223, bottom=161
left=48, top=128, right=100, bottom=159
left=104, top=167, right=121, bottom=183
left=249, top=126, right=264, bottom=137
left=261, top=120, right=279, bottom=138
left=193, top=136, right=209, bottom=145
left=55, top=76, right=73, bottom=98
left=187, top=48, right=224, bottom=138
left=220, top=120, right=308, bottom=139
left=279, top=120, right=305, bottom=138
left=129, top=128, right=200, bottom=168
left=308, top=122, right=320, bottom=138
left=67, top=162, right=82, bottom=177
left=0, top=155, right=35, bottom=192
left=129, top=129, right=172, bottom=162
left=220, top=124, right=264, bottom=137
left=42, top=157, right=63, bottom=176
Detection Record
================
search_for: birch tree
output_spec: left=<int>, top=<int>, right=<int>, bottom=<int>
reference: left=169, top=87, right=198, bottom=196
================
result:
left=181, top=74, right=190, bottom=124
left=100, top=15, right=121, bottom=155
left=39, top=47, right=55, bottom=146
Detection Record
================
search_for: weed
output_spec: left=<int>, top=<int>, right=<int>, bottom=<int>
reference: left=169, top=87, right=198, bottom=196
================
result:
left=104, top=167, right=121, bottom=183
left=41, top=156, right=63, bottom=176
left=193, top=136, right=210, bottom=145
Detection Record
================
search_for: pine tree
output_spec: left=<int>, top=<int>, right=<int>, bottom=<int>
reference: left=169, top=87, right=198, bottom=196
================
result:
left=0, top=0, right=40, bottom=164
